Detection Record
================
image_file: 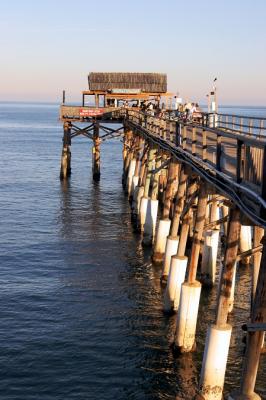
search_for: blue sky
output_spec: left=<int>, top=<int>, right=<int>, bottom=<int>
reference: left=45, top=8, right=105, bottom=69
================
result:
left=1, top=0, right=265, bottom=105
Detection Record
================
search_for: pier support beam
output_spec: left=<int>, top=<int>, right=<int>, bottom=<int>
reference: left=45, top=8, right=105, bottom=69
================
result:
left=122, top=128, right=133, bottom=187
left=199, top=207, right=241, bottom=400
left=174, top=181, right=208, bottom=353
left=143, top=148, right=160, bottom=245
left=60, top=121, right=71, bottom=180
left=201, top=197, right=221, bottom=286
left=92, top=122, right=100, bottom=181
left=161, top=165, right=187, bottom=282
left=152, top=158, right=179, bottom=264
left=140, top=146, right=156, bottom=232
left=164, top=255, right=188, bottom=312
left=177, top=177, right=198, bottom=257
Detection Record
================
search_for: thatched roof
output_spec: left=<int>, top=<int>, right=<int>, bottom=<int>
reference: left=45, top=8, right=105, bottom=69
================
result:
left=88, top=72, right=167, bottom=93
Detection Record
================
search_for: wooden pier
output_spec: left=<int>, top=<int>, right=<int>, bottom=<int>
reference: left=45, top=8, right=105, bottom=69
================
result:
left=59, top=72, right=266, bottom=400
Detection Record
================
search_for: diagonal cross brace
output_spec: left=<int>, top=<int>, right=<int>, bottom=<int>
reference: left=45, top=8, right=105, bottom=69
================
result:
left=71, top=124, right=94, bottom=140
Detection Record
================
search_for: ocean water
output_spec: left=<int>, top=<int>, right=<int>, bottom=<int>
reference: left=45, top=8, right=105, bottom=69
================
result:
left=0, top=102, right=265, bottom=399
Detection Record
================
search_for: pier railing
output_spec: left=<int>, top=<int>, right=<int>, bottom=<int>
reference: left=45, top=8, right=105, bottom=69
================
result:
left=125, top=109, right=266, bottom=226
left=209, top=113, right=266, bottom=136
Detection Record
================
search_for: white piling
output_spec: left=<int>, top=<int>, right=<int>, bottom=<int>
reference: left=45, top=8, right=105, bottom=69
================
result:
left=239, top=225, right=252, bottom=264
left=164, top=255, right=187, bottom=312
left=136, top=186, right=145, bottom=215
left=161, top=236, right=179, bottom=280
left=126, top=158, right=136, bottom=196
left=139, top=196, right=149, bottom=231
left=174, top=281, right=202, bottom=352
left=199, top=324, right=232, bottom=400
left=152, top=219, right=171, bottom=264
left=143, top=199, right=159, bottom=245
left=131, top=175, right=139, bottom=198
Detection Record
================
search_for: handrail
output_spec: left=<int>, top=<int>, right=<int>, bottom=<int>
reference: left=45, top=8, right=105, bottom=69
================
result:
left=125, top=109, right=266, bottom=145
left=122, top=109, right=266, bottom=228
left=214, top=112, right=266, bottom=121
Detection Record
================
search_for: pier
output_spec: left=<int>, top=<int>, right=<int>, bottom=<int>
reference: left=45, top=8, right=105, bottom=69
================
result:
left=59, top=73, right=266, bottom=400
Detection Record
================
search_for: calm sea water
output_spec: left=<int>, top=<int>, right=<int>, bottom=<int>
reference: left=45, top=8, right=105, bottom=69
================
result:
left=0, top=103, right=265, bottom=399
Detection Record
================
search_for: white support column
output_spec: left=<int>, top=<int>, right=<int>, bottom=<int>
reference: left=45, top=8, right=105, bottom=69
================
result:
left=239, top=226, right=252, bottom=265
left=200, top=324, right=232, bottom=400
left=164, top=256, right=187, bottom=312
left=161, top=236, right=179, bottom=281
left=174, top=281, right=202, bottom=352
left=126, top=158, right=136, bottom=196
left=143, top=199, right=159, bottom=245
left=152, top=219, right=171, bottom=264
left=139, top=196, right=149, bottom=232
left=131, top=175, right=139, bottom=198
left=136, top=186, right=145, bottom=215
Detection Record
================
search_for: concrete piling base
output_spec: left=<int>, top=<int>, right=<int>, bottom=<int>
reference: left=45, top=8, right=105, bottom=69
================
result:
left=174, top=281, right=202, bottom=352
left=136, top=186, right=144, bottom=215
left=201, top=229, right=220, bottom=286
left=164, top=255, right=187, bottom=312
left=60, top=148, right=68, bottom=179
left=139, top=196, right=148, bottom=232
left=131, top=175, right=139, bottom=198
left=161, top=236, right=179, bottom=283
left=239, top=225, right=252, bottom=265
left=143, top=199, right=159, bottom=246
left=152, top=219, right=171, bottom=264
left=126, top=158, right=136, bottom=196
left=199, top=324, right=232, bottom=400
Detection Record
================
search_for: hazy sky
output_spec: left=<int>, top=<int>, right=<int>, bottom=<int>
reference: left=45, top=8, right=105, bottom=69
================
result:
left=1, top=0, right=265, bottom=105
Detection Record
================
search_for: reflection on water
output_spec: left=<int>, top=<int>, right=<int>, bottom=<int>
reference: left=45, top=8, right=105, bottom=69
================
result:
left=0, top=103, right=265, bottom=399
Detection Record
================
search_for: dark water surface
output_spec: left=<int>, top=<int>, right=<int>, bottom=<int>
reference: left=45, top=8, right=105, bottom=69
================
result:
left=0, top=103, right=265, bottom=399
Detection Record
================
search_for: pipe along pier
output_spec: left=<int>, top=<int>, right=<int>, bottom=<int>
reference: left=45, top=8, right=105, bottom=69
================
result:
left=59, top=93, right=266, bottom=399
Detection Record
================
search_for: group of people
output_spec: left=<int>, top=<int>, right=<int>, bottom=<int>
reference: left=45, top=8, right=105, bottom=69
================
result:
left=107, top=97, right=203, bottom=122
left=139, top=100, right=203, bottom=122
left=176, top=102, right=203, bottom=122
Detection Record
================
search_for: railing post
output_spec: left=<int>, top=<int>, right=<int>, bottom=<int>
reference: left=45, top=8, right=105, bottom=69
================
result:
left=240, top=117, right=243, bottom=132
left=202, top=128, right=207, bottom=162
left=175, top=122, right=180, bottom=146
left=260, top=145, right=266, bottom=220
left=182, top=125, right=187, bottom=150
left=236, top=139, right=243, bottom=183
left=232, top=116, right=235, bottom=131
left=249, top=119, right=253, bottom=135
left=192, top=126, right=196, bottom=156
left=216, top=134, right=222, bottom=170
